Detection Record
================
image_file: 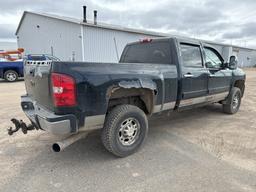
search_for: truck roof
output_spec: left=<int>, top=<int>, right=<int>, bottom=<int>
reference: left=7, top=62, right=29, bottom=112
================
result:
left=126, top=37, right=173, bottom=46
left=126, top=37, right=218, bottom=50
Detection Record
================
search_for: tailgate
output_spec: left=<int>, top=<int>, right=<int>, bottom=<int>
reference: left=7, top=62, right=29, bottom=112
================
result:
left=24, top=60, right=54, bottom=110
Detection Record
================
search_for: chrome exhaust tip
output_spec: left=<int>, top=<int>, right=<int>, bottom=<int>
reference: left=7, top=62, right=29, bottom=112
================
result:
left=52, top=143, right=61, bottom=152
left=52, top=132, right=88, bottom=152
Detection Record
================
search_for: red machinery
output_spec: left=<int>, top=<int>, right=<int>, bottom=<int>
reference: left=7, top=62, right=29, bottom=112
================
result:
left=0, top=48, right=24, bottom=61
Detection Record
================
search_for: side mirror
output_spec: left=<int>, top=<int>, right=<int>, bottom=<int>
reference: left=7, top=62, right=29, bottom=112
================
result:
left=205, top=61, right=212, bottom=68
left=229, top=56, right=238, bottom=70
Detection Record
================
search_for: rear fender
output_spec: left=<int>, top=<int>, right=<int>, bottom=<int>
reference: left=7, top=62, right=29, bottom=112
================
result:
left=107, top=79, right=157, bottom=114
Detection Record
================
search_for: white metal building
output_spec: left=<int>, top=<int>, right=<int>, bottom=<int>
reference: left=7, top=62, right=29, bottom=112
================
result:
left=205, top=41, right=256, bottom=68
left=16, top=11, right=256, bottom=67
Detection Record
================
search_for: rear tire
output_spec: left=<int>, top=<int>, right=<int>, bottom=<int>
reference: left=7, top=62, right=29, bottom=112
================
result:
left=4, top=70, right=18, bottom=82
left=223, top=87, right=241, bottom=114
left=101, top=104, right=148, bottom=157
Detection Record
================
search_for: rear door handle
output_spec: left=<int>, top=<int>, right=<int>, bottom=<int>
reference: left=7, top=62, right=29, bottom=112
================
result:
left=184, top=74, right=194, bottom=78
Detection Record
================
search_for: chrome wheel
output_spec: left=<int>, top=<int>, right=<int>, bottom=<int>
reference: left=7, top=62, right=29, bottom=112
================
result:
left=118, top=117, right=140, bottom=146
left=101, top=105, right=148, bottom=157
left=6, top=72, right=17, bottom=82
left=232, top=94, right=239, bottom=110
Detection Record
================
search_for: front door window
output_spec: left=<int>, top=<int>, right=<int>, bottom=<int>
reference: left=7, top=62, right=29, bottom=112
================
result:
left=204, top=48, right=222, bottom=69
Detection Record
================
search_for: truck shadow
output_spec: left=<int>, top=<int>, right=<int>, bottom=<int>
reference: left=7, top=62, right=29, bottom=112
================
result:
left=19, top=104, right=224, bottom=162
left=4, top=103, right=238, bottom=189
left=47, top=104, right=224, bottom=159
left=149, top=104, right=224, bottom=127
left=4, top=103, right=254, bottom=191
left=0, top=78, right=24, bottom=83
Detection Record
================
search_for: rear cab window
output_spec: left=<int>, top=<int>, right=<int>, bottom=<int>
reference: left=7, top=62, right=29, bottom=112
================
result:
left=120, top=40, right=172, bottom=64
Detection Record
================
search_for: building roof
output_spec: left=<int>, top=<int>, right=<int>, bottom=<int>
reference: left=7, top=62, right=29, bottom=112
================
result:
left=16, top=11, right=256, bottom=51
left=15, top=11, right=169, bottom=37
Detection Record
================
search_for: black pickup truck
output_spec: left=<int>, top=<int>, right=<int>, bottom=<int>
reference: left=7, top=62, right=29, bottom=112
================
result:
left=13, top=37, right=245, bottom=157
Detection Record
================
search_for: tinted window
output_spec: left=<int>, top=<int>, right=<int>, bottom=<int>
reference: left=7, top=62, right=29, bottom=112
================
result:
left=180, top=44, right=203, bottom=68
left=121, top=41, right=172, bottom=64
left=27, top=55, right=46, bottom=61
left=204, top=48, right=222, bottom=68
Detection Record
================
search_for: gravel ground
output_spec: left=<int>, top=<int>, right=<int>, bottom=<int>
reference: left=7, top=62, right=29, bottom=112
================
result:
left=0, top=69, right=255, bottom=192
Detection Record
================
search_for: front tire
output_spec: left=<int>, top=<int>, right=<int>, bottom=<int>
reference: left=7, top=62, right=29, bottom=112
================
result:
left=223, top=87, right=242, bottom=114
left=4, top=70, right=18, bottom=82
left=101, top=104, right=148, bottom=157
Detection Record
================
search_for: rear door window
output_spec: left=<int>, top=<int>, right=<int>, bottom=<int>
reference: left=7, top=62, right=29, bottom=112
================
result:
left=180, top=43, right=203, bottom=68
left=121, top=41, right=172, bottom=64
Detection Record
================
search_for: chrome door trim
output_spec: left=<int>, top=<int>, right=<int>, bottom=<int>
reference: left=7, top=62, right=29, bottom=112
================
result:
left=179, top=91, right=229, bottom=107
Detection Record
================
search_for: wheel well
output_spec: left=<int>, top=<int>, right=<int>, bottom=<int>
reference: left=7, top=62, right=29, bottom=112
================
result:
left=234, top=80, right=245, bottom=97
left=107, top=88, right=155, bottom=115
left=3, top=68, right=19, bottom=75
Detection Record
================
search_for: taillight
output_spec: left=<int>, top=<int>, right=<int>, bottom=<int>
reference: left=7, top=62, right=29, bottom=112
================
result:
left=51, top=73, right=76, bottom=107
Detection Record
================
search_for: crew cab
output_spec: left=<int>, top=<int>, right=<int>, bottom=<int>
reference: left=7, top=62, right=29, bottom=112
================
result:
left=17, top=37, right=245, bottom=157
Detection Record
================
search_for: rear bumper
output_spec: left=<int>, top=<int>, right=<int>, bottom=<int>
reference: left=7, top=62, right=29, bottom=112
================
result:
left=21, top=95, right=78, bottom=135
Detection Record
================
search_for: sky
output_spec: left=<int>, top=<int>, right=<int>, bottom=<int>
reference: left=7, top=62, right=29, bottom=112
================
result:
left=0, top=0, right=256, bottom=48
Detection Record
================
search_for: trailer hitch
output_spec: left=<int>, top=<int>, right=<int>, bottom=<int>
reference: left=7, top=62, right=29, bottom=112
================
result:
left=7, top=118, right=39, bottom=135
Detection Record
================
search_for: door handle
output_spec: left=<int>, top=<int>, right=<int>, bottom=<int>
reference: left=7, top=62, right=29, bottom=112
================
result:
left=184, top=74, right=194, bottom=78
